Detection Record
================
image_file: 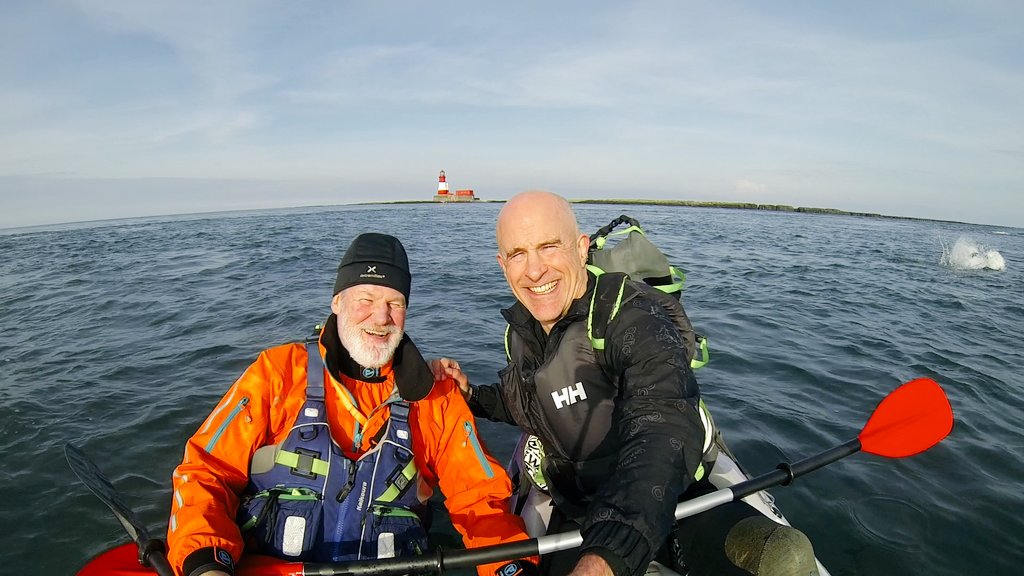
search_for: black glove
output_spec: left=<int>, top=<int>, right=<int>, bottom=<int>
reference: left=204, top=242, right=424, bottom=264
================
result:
left=494, top=559, right=540, bottom=576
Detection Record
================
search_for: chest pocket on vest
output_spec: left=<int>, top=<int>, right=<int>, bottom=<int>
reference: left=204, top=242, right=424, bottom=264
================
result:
left=239, top=486, right=324, bottom=559
left=366, top=505, right=427, bottom=558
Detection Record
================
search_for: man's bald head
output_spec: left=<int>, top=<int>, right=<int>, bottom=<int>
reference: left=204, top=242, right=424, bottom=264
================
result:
left=495, top=190, right=590, bottom=333
left=497, top=190, right=580, bottom=243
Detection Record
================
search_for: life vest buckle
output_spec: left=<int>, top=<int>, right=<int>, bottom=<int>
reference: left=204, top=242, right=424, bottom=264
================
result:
left=386, top=464, right=411, bottom=494
left=290, top=447, right=321, bottom=479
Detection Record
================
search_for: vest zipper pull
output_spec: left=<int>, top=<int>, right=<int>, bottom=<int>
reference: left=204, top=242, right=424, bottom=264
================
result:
left=335, top=461, right=355, bottom=502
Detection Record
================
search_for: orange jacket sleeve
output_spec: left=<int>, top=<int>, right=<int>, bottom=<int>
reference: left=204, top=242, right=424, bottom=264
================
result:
left=166, top=345, right=298, bottom=574
left=413, top=378, right=537, bottom=576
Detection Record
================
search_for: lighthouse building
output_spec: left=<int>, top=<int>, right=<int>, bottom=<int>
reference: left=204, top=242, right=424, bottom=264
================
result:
left=433, top=170, right=478, bottom=202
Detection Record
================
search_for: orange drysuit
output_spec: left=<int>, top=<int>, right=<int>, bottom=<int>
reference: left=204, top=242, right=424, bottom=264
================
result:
left=167, top=323, right=531, bottom=576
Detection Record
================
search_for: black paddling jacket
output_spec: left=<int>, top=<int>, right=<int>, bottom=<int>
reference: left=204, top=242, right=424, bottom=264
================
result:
left=470, top=273, right=708, bottom=576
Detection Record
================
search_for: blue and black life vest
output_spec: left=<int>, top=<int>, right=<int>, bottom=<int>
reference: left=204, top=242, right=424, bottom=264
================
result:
left=236, top=339, right=428, bottom=562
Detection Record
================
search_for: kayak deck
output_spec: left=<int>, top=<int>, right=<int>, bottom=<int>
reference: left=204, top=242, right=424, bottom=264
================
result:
left=78, top=543, right=300, bottom=576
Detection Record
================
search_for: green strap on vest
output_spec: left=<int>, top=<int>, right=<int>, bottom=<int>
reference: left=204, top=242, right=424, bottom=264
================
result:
left=586, top=266, right=626, bottom=351
left=371, top=505, right=420, bottom=518
left=377, top=460, right=418, bottom=503
left=273, top=450, right=331, bottom=478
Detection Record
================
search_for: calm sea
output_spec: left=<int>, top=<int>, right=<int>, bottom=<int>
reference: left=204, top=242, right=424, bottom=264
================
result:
left=1, top=203, right=1021, bottom=575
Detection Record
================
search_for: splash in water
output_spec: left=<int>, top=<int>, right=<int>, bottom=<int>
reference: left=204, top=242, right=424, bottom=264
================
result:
left=942, top=236, right=1006, bottom=271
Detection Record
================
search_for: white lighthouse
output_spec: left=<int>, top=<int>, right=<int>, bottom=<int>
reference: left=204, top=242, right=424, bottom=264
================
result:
left=437, top=170, right=449, bottom=196
left=433, top=170, right=478, bottom=202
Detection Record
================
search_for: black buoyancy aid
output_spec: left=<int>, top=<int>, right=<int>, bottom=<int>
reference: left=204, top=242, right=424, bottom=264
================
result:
left=501, top=273, right=717, bottom=516
left=236, top=339, right=428, bottom=562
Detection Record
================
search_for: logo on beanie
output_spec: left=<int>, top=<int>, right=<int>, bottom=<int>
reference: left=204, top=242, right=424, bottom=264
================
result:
left=360, top=264, right=386, bottom=280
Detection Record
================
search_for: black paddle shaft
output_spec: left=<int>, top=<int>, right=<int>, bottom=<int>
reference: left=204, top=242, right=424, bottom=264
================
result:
left=65, top=443, right=176, bottom=576
left=302, top=538, right=540, bottom=575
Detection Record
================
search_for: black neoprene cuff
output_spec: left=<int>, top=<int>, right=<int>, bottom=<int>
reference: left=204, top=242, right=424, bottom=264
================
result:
left=467, top=384, right=497, bottom=419
left=581, top=521, right=651, bottom=576
left=182, top=546, right=235, bottom=576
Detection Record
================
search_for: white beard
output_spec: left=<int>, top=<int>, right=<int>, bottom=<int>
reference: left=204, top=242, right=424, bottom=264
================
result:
left=337, top=308, right=403, bottom=369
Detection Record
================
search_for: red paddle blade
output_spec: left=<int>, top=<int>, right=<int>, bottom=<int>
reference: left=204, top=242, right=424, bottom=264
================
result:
left=858, top=378, right=953, bottom=458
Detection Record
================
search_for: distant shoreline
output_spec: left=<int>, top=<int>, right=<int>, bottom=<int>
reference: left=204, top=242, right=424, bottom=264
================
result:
left=4, top=199, right=1008, bottom=233
left=372, top=198, right=981, bottom=226
left=575, top=198, right=939, bottom=222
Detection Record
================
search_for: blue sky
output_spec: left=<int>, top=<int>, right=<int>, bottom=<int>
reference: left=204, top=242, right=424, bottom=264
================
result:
left=2, top=0, right=1022, bottom=229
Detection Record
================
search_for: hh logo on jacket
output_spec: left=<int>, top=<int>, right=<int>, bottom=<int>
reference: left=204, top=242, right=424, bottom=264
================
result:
left=551, top=382, right=587, bottom=409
